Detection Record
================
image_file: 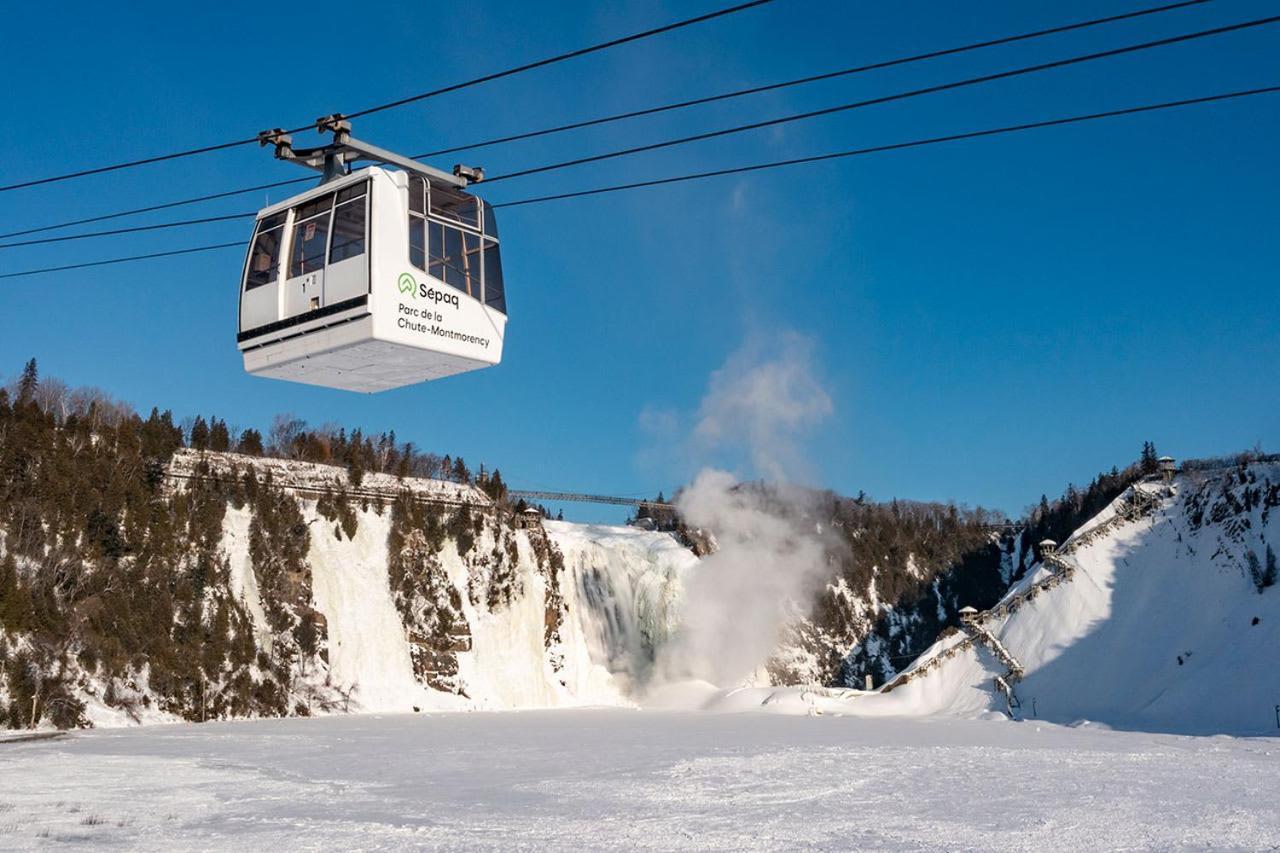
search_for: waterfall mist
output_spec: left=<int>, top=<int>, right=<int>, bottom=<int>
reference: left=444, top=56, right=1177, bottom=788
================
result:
left=649, top=331, right=841, bottom=692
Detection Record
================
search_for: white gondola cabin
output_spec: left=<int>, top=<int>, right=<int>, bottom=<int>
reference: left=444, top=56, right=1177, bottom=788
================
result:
left=238, top=145, right=506, bottom=392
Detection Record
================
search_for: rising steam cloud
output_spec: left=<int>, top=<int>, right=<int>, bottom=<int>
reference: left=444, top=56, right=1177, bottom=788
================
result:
left=653, top=331, right=839, bottom=690
left=693, top=331, right=833, bottom=484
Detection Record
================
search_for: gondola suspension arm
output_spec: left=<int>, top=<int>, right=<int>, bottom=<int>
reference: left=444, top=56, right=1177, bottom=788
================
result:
left=257, top=116, right=482, bottom=189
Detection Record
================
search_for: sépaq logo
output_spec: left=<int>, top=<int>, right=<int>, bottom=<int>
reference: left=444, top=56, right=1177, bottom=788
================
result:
left=397, top=272, right=460, bottom=309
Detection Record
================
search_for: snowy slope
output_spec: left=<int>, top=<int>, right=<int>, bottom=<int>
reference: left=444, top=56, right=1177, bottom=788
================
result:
left=833, top=464, right=1280, bottom=734
left=6, top=711, right=1278, bottom=850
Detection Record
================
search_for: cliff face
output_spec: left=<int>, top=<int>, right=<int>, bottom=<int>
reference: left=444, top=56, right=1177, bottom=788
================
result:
left=861, top=462, right=1280, bottom=734
left=745, top=492, right=1020, bottom=691
left=0, top=438, right=1054, bottom=729
left=0, top=448, right=701, bottom=727
left=10, top=407, right=1264, bottom=733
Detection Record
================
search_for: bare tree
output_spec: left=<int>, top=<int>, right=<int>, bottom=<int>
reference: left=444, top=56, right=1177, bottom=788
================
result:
left=33, top=377, right=70, bottom=423
left=268, top=414, right=307, bottom=458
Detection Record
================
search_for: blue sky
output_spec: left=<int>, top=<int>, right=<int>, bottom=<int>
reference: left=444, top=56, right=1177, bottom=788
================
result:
left=1, top=0, right=1276, bottom=522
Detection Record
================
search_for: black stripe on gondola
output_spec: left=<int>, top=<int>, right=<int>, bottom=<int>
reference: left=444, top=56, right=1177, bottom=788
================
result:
left=237, top=295, right=369, bottom=344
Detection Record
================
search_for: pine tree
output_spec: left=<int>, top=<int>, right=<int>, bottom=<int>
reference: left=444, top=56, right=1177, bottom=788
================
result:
left=237, top=428, right=264, bottom=456
left=190, top=416, right=210, bottom=451
left=346, top=454, right=366, bottom=489
left=209, top=418, right=231, bottom=452
left=16, top=358, right=38, bottom=404
left=486, top=468, right=507, bottom=502
left=140, top=408, right=183, bottom=458
left=1140, top=441, right=1159, bottom=475
left=1247, top=550, right=1265, bottom=592
left=0, top=553, right=35, bottom=633
left=1265, top=544, right=1278, bottom=590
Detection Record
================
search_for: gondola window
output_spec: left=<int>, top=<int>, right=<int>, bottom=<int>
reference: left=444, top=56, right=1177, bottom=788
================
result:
left=289, top=194, right=334, bottom=277
left=329, top=182, right=368, bottom=264
left=245, top=212, right=286, bottom=290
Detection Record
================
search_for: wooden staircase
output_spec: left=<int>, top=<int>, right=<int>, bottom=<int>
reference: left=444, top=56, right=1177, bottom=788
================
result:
left=880, top=483, right=1169, bottom=710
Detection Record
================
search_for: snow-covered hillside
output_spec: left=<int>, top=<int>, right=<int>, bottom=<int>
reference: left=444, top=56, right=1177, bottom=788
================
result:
left=0, top=445, right=703, bottom=728
left=204, top=458, right=699, bottom=718
left=774, top=463, right=1280, bottom=735
left=7, top=427, right=1277, bottom=737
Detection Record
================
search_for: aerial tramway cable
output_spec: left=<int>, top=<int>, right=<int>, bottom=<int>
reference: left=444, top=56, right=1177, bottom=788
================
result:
left=0, top=0, right=1218, bottom=240
left=490, top=85, right=1280, bottom=207
left=0, top=0, right=777, bottom=193
left=339, top=0, right=778, bottom=122
left=416, top=0, right=1218, bottom=158
left=2, top=83, right=1275, bottom=280
left=0, top=242, right=245, bottom=277
left=0, top=212, right=256, bottom=249
left=482, top=13, right=1280, bottom=184
left=6, top=11, right=1269, bottom=250
left=0, top=179, right=310, bottom=241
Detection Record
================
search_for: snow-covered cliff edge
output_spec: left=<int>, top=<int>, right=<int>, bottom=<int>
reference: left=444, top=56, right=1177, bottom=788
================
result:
left=719, top=462, right=1280, bottom=735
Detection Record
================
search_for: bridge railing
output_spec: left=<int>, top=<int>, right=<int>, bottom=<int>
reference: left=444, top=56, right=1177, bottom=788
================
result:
left=507, top=490, right=671, bottom=509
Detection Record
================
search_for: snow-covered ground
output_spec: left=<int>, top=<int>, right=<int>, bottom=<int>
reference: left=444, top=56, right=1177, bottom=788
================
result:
left=1, top=711, right=1277, bottom=851
left=814, top=472, right=1280, bottom=735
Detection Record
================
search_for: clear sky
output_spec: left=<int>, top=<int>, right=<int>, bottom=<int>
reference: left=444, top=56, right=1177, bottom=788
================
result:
left=1, top=0, right=1276, bottom=522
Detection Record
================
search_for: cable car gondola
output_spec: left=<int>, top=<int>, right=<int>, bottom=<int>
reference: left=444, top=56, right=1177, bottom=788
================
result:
left=238, top=117, right=506, bottom=393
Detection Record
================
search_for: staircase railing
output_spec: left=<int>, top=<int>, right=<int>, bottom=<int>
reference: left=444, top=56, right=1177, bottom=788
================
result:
left=880, top=483, right=1168, bottom=702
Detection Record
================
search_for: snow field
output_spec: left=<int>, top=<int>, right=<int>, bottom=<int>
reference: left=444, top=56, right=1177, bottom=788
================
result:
left=1, top=711, right=1276, bottom=851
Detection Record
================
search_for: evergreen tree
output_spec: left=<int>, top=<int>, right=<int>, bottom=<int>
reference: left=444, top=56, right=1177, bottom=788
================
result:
left=1140, top=441, right=1159, bottom=475
left=16, top=358, right=38, bottom=404
left=1247, top=550, right=1265, bottom=592
left=209, top=418, right=231, bottom=452
left=190, top=416, right=210, bottom=451
left=140, top=408, right=183, bottom=459
left=486, top=469, right=508, bottom=502
left=0, top=553, right=35, bottom=633
left=237, top=429, right=264, bottom=456
left=346, top=454, right=366, bottom=489
left=1265, top=544, right=1278, bottom=590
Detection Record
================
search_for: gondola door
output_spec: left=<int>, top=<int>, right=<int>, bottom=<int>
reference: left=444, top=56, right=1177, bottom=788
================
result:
left=282, top=193, right=334, bottom=319
left=240, top=211, right=287, bottom=334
